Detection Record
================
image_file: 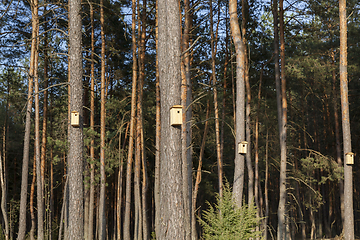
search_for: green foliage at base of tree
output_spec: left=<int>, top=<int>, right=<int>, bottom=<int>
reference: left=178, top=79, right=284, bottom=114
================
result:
left=198, top=182, right=263, bottom=240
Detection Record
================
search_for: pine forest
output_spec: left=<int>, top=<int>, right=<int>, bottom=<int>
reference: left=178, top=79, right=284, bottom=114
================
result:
left=0, top=0, right=360, bottom=239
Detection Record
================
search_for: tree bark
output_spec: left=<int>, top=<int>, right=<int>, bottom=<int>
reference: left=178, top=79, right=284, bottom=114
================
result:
left=30, top=155, right=36, bottom=240
left=17, top=0, right=38, bottom=237
left=157, top=0, right=185, bottom=237
left=154, top=1, right=161, bottom=233
left=88, top=2, right=96, bottom=239
left=34, top=18, right=44, bottom=239
left=116, top=123, right=125, bottom=240
left=98, top=0, right=106, bottom=238
left=181, top=0, right=192, bottom=236
left=123, top=0, right=137, bottom=237
left=42, top=27, right=49, bottom=239
left=331, top=50, right=344, bottom=226
left=192, top=99, right=210, bottom=240
left=255, top=58, right=272, bottom=238
left=241, top=0, right=254, bottom=206
left=264, top=129, right=269, bottom=240
left=273, top=0, right=287, bottom=238
left=210, top=0, right=223, bottom=199
left=0, top=154, right=8, bottom=240
left=68, top=0, right=84, bottom=235
left=229, top=0, right=246, bottom=208
left=339, top=0, right=354, bottom=238
left=139, top=2, right=149, bottom=237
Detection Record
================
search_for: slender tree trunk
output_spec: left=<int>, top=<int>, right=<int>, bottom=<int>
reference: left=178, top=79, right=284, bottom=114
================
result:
left=116, top=124, right=125, bottom=240
left=210, top=0, right=223, bottom=199
left=229, top=0, right=246, bottom=208
left=154, top=1, right=161, bottom=232
left=138, top=2, right=149, bottom=237
left=0, top=154, right=8, bottom=240
left=264, top=129, right=269, bottom=240
left=339, top=0, right=354, bottom=238
left=99, top=0, right=106, bottom=238
left=49, top=137, right=54, bottom=240
left=34, top=23, right=44, bottom=240
left=221, top=15, right=229, bottom=166
left=134, top=70, right=143, bottom=240
left=192, top=99, right=210, bottom=240
left=157, top=0, right=185, bottom=237
left=331, top=51, right=344, bottom=226
left=40, top=57, right=48, bottom=201
left=68, top=0, right=84, bottom=234
left=17, top=0, right=38, bottom=237
left=181, top=0, right=192, bottom=237
left=58, top=178, right=69, bottom=240
left=84, top=68, right=90, bottom=240
left=278, top=0, right=288, bottom=238
left=88, top=2, right=96, bottom=239
left=141, top=127, right=148, bottom=240
left=241, top=0, right=254, bottom=206
left=273, top=0, right=287, bottom=238
left=123, top=0, right=138, bottom=236
left=30, top=155, right=36, bottom=240
left=42, top=28, right=50, bottom=239
left=133, top=8, right=141, bottom=240
left=1, top=81, right=9, bottom=240
left=255, top=59, right=271, bottom=238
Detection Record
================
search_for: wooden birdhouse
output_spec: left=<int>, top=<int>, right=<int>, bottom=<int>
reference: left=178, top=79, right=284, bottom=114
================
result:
left=170, top=105, right=183, bottom=126
left=345, top=152, right=354, bottom=165
left=238, top=141, right=248, bottom=154
left=71, top=111, right=80, bottom=127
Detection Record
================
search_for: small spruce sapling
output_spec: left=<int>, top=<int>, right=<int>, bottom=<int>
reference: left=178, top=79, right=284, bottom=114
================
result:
left=198, top=181, right=263, bottom=239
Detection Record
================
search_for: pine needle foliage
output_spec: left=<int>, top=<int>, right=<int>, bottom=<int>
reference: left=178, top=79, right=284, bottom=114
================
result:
left=198, top=182, right=263, bottom=240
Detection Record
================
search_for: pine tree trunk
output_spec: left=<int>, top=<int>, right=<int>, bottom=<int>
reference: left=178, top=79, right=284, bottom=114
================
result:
left=331, top=51, right=344, bottom=226
left=154, top=1, right=161, bottom=231
left=34, top=22, right=44, bottom=239
left=210, top=0, right=223, bottom=199
left=134, top=77, right=143, bottom=240
left=138, top=3, right=149, bottom=237
left=255, top=59, right=271, bottom=238
left=181, top=0, right=192, bottom=236
left=42, top=29, right=49, bottom=239
left=30, top=155, right=36, bottom=240
left=40, top=61, right=48, bottom=202
left=1, top=81, right=9, bottom=240
left=241, top=0, right=254, bottom=206
left=272, top=0, right=287, bottom=238
left=68, top=0, right=84, bottom=234
left=339, top=0, right=354, bottom=238
left=277, top=0, right=287, bottom=237
left=99, top=0, right=106, bottom=237
left=116, top=125, right=125, bottom=240
left=123, top=0, right=137, bottom=236
left=229, top=0, right=246, bottom=208
left=0, top=152, right=8, bottom=240
left=17, top=0, right=38, bottom=236
left=49, top=138, right=54, bottom=240
left=220, top=18, right=229, bottom=169
left=157, top=0, right=185, bottom=237
left=192, top=99, right=210, bottom=240
left=264, top=129, right=269, bottom=240
left=88, top=2, right=96, bottom=239
left=141, top=124, right=148, bottom=240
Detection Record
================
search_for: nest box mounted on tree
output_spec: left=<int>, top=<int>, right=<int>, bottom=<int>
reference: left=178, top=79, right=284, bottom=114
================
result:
left=71, top=111, right=80, bottom=127
left=345, top=152, right=354, bottom=165
left=238, top=141, right=248, bottom=154
left=170, top=105, right=183, bottom=126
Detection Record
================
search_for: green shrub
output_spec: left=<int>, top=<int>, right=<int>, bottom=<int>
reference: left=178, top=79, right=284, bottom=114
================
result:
left=198, top=183, right=263, bottom=240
